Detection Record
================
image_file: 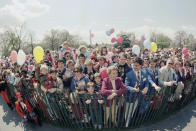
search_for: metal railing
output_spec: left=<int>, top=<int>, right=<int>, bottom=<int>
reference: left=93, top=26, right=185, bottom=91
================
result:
left=6, top=79, right=196, bottom=129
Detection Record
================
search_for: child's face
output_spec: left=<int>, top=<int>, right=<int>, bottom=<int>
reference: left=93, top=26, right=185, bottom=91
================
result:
left=87, top=86, right=94, bottom=94
left=95, top=77, right=101, bottom=84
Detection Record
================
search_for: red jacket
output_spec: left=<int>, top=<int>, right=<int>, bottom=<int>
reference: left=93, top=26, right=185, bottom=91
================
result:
left=15, top=100, right=33, bottom=118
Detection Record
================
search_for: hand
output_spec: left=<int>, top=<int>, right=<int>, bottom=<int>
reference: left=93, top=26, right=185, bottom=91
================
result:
left=142, top=88, right=148, bottom=95
left=167, top=81, right=174, bottom=87
left=155, top=86, right=161, bottom=92
left=24, top=115, right=27, bottom=119
left=78, top=91, right=86, bottom=94
left=107, top=93, right=117, bottom=100
left=85, top=99, right=91, bottom=104
left=133, top=88, right=140, bottom=92
left=98, top=100, right=104, bottom=104
left=112, top=90, right=117, bottom=93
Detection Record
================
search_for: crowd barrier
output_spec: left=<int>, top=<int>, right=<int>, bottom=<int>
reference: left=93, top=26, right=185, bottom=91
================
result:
left=5, top=78, right=196, bottom=129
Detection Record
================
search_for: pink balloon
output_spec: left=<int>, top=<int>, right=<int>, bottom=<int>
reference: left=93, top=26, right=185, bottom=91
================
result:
left=118, top=37, right=123, bottom=44
left=111, top=38, right=117, bottom=43
left=100, top=67, right=108, bottom=79
left=90, top=33, right=94, bottom=38
left=26, top=55, right=29, bottom=60
left=10, top=51, right=17, bottom=63
left=182, top=47, right=188, bottom=55
left=110, top=28, right=115, bottom=34
left=29, top=65, right=34, bottom=72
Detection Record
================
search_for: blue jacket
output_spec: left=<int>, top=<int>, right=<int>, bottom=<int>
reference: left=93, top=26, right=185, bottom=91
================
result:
left=146, top=68, right=159, bottom=94
left=125, top=69, right=149, bottom=102
left=70, top=75, right=89, bottom=92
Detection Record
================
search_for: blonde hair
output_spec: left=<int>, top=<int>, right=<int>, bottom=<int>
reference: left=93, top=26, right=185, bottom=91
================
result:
left=86, top=82, right=94, bottom=89
left=40, top=64, right=48, bottom=74
left=107, top=66, right=118, bottom=75
left=66, top=60, right=74, bottom=68
left=94, top=73, right=101, bottom=78
left=78, top=45, right=87, bottom=52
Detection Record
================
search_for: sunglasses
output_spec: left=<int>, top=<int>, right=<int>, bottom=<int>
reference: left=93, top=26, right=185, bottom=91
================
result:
left=169, top=63, right=173, bottom=65
left=144, top=59, right=149, bottom=60
left=74, top=71, right=80, bottom=73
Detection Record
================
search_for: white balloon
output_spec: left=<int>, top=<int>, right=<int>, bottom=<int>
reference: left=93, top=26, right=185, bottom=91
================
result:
left=17, top=50, right=26, bottom=66
left=132, top=45, right=140, bottom=56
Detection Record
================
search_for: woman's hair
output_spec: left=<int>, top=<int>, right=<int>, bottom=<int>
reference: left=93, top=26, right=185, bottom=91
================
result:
left=86, top=82, right=94, bottom=89
left=94, top=73, right=101, bottom=78
left=174, top=61, right=181, bottom=67
left=78, top=45, right=87, bottom=52
left=74, top=64, right=83, bottom=73
left=100, top=46, right=107, bottom=55
left=66, top=60, right=74, bottom=68
left=107, top=66, right=118, bottom=75
left=119, top=52, right=127, bottom=59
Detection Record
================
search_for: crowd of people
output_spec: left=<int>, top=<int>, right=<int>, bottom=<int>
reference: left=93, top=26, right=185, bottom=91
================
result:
left=0, top=41, right=196, bottom=129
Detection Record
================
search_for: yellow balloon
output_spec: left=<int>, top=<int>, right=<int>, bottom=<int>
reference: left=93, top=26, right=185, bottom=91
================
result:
left=151, top=42, right=157, bottom=52
left=33, top=46, right=44, bottom=63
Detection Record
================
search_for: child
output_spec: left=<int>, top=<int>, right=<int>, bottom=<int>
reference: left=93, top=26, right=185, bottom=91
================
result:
left=85, top=82, right=104, bottom=129
left=94, top=73, right=102, bottom=93
left=39, top=64, right=53, bottom=92
left=15, top=92, right=41, bottom=126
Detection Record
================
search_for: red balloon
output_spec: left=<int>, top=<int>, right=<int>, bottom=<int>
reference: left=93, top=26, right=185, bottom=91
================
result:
left=10, top=51, right=17, bottom=63
left=29, top=65, right=34, bottom=72
left=118, top=37, right=123, bottom=44
left=111, top=38, right=117, bottom=43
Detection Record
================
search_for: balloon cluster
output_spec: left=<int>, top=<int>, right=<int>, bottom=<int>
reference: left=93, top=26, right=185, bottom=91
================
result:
left=111, top=37, right=123, bottom=44
left=143, top=40, right=157, bottom=52
left=106, top=28, right=115, bottom=36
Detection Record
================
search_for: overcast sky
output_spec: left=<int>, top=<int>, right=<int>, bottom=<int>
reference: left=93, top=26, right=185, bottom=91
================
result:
left=0, top=0, right=196, bottom=44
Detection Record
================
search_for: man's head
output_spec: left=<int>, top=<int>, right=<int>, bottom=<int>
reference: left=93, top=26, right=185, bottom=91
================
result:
left=149, top=58, right=157, bottom=69
left=78, top=54, right=86, bottom=64
left=119, top=53, right=127, bottom=65
left=133, top=57, right=143, bottom=71
left=166, top=59, right=174, bottom=69
left=57, top=59, right=64, bottom=69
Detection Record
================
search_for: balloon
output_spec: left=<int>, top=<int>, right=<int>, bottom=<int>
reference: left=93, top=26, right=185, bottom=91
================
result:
left=110, top=28, right=115, bottom=34
left=10, top=51, right=17, bottom=63
left=33, top=46, right=44, bottom=63
left=151, top=42, right=157, bottom=52
left=17, top=50, right=26, bottom=66
left=106, top=31, right=111, bottom=36
left=132, top=45, right=140, bottom=56
left=182, top=47, right=188, bottom=55
left=100, top=67, right=108, bottom=79
left=143, top=40, right=152, bottom=50
left=111, top=37, right=117, bottom=43
left=25, top=55, right=29, bottom=60
left=29, top=65, right=34, bottom=72
left=141, top=35, right=146, bottom=41
left=90, top=33, right=94, bottom=38
left=117, top=37, right=123, bottom=44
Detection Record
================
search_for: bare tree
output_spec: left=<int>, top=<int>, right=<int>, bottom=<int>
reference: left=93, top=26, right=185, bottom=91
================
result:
left=175, top=31, right=188, bottom=48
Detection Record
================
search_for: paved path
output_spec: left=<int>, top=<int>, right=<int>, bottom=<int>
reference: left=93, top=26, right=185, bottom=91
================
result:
left=0, top=97, right=196, bottom=131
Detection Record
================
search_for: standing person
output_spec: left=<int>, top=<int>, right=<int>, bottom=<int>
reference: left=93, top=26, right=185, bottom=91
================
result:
left=146, top=58, right=161, bottom=95
left=15, top=92, right=41, bottom=126
left=83, top=59, right=96, bottom=82
left=116, top=53, right=132, bottom=83
left=125, top=57, right=149, bottom=127
left=0, top=73, right=14, bottom=110
left=101, top=66, right=127, bottom=127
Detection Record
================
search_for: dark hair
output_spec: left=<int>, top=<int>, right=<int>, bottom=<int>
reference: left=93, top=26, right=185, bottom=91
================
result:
left=133, top=57, right=143, bottom=65
left=78, top=54, right=86, bottom=59
left=159, top=60, right=166, bottom=65
left=112, top=54, right=119, bottom=61
left=149, top=58, right=157, bottom=63
left=57, top=59, right=64, bottom=64
left=50, top=68, right=57, bottom=74
left=64, top=51, right=70, bottom=56
left=119, top=53, right=127, bottom=59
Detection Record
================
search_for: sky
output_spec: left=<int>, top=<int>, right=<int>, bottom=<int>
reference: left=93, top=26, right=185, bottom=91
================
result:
left=0, top=0, right=196, bottom=44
